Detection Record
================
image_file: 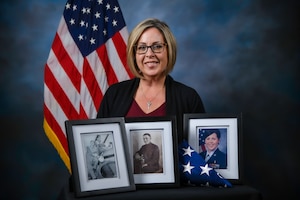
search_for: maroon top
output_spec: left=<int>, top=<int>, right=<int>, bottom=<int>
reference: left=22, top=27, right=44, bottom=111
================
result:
left=126, top=100, right=166, bottom=117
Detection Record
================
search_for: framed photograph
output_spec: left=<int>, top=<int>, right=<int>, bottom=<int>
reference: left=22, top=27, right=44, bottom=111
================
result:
left=65, top=117, right=135, bottom=197
left=184, top=113, right=243, bottom=184
left=124, top=116, right=180, bottom=188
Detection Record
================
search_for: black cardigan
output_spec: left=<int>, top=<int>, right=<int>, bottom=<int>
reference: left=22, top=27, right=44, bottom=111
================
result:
left=96, top=75, right=205, bottom=143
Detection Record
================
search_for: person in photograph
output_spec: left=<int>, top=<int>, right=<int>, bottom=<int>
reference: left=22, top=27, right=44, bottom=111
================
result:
left=86, top=135, right=115, bottom=179
left=199, top=129, right=227, bottom=169
left=96, top=18, right=205, bottom=143
left=86, top=139, right=101, bottom=179
left=134, top=133, right=160, bottom=173
left=95, top=134, right=112, bottom=154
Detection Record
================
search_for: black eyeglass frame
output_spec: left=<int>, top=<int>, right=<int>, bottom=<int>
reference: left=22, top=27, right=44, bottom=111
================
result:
left=134, top=43, right=167, bottom=54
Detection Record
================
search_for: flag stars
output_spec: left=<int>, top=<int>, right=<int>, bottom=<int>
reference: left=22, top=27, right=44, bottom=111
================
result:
left=95, top=12, right=101, bottom=18
left=69, top=18, right=75, bottom=25
left=72, top=5, right=77, bottom=11
left=200, top=164, right=213, bottom=176
left=113, top=6, right=119, bottom=13
left=62, top=0, right=126, bottom=56
left=79, top=20, right=85, bottom=27
left=86, top=8, right=91, bottom=14
left=90, top=38, right=96, bottom=45
left=106, top=3, right=111, bottom=10
left=179, top=142, right=232, bottom=187
left=65, top=3, right=71, bottom=9
left=112, top=19, right=117, bottom=26
left=92, top=24, right=98, bottom=31
left=182, top=146, right=195, bottom=157
left=78, top=34, right=84, bottom=41
left=182, top=161, right=195, bottom=174
left=81, top=7, right=90, bottom=14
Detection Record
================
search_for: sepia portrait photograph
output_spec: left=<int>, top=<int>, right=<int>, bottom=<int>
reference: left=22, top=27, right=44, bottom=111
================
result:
left=130, top=129, right=163, bottom=174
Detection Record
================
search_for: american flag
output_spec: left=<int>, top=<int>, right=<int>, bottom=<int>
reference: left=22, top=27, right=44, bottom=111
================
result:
left=43, top=0, right=133, bottom=172
left=178, top=140, right=232, bottom=187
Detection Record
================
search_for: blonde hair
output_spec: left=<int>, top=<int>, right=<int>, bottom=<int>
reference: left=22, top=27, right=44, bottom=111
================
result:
left=127, top=18, right=177, bottom=78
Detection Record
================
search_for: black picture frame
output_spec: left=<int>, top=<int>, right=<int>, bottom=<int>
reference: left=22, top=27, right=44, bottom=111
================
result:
left=124, top=116, right=180, bottom=188
left=65, top=117, right=136, bottom=197
left=183, top=113, right=243, bottom=184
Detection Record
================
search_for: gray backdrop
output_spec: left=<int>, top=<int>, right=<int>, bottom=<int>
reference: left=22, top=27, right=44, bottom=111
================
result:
left=0, top=0, right=299, bottom=199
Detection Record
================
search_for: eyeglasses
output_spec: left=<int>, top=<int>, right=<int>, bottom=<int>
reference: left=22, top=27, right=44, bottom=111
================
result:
left=135, top=43, right=167, bottom=54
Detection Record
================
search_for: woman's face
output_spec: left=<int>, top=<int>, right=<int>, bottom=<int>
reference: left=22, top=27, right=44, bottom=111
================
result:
left=204, top=133, right=219, bottom=152
left=135, top=27, right=168, bottom=79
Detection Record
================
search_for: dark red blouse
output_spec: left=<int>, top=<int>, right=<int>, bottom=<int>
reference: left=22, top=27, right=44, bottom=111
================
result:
left=126, top=100, right=166, bottom=117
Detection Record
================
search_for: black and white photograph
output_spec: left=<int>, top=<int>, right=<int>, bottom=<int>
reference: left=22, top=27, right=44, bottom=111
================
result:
left=65, top=118, right=135, bottom=197
left=82, top=132, right=117, bottom=180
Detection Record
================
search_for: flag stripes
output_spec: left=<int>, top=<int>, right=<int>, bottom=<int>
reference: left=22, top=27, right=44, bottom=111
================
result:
left=43, top=0, right=133, bottom=172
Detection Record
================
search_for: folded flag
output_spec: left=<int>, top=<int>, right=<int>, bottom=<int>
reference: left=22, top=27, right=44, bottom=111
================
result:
left=178, top=140, right=232, bottom=187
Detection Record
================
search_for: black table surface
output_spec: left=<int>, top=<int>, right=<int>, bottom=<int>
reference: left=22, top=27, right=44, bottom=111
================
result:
left=58, top=179, right=262, bottom=200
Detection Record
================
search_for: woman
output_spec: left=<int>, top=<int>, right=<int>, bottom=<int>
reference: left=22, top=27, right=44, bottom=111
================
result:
left=199, top=129, right=227, bottom=169
left=97, top=18, right=205, bottom=143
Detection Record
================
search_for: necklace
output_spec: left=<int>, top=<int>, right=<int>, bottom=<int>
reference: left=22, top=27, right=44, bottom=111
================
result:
left=140, top=85, right=164, bottom=110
